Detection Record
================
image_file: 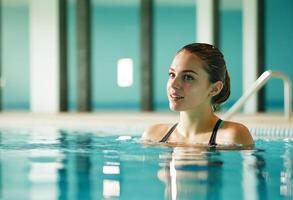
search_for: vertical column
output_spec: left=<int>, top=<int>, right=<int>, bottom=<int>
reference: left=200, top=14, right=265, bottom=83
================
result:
left=243, top=0, right=265, bottom=113
left=140, top=0, right=153, bottom=111
left=30, top=0, right=60, bottom=113
left=76, top=0, right=91, bottom=112
left=196, top=0, right=219, bottom=46
left=0, top=0, right=2, bottom=111
left=59, top=0, right=68, bottom=111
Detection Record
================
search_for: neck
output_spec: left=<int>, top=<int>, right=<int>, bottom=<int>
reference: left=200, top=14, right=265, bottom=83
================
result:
left=177, top=106, right=218, bottom=138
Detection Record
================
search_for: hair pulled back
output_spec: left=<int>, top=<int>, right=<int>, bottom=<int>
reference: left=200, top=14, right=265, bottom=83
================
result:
left=178, top=43, right=230, bottom=111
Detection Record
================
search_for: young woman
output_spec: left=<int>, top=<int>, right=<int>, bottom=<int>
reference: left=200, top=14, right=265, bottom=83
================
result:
left=141, top=43, right=254, bottom=148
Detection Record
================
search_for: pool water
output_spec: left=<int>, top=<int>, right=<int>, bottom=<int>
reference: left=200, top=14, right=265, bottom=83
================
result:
left=0, top=128, right=293, bottom=200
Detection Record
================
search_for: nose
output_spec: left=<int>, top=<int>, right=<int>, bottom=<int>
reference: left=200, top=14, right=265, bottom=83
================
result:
left=169, top=76, right=181, bottom=90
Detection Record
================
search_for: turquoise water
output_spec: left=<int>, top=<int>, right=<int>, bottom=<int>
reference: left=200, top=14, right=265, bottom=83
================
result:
left=0, top=129, right=293, bottom=200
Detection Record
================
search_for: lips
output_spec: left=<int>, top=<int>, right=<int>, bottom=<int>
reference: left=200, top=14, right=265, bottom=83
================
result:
left=169, top=93, right=184, bottom=101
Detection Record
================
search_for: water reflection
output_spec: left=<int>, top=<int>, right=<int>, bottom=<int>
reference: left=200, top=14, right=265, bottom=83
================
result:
left=58, top=131, right=68, bottom=200
left=57, top=131, right=95, bottom=200
left=101, top=150, right=121, bottom=199
left=242, top=150, right=267, bottom=200
left=280, top=141, right=293, bottom=198
left=157, top=147, right=223, bottom=200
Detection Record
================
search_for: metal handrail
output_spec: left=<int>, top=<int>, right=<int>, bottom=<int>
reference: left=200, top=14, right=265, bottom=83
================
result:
left=222, top=70, right=292, bottom=120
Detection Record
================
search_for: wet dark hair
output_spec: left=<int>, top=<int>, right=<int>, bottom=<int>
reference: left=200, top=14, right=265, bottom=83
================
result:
left=178, top=43, right=230, bottom=111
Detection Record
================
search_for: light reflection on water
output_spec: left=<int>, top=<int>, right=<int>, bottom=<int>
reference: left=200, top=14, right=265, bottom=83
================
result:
left=0, top=129, right=293, bottom=200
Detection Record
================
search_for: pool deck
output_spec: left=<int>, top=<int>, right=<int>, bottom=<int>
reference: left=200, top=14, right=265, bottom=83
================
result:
left=0, top=111, right=292, bottom=130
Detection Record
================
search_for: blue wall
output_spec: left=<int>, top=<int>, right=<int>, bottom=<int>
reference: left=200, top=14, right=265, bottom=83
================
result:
left=91, top=3, right=140, bottom=111
left=265, top=0, right=293, bottom=110
left=1, top=0, right=293, bottom=112
left=220, top=9, right=243, bottom=110
left=2, top=4, right=30, bottom=109
left=154, top=3, right=196, bottom=110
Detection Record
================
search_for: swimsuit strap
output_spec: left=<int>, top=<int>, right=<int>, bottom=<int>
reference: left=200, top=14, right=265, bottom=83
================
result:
left=159, top=119, right=224, bottom=145
left=159, top=123, right=178, bottom=143
left=208, top=119, right=223, bottom=146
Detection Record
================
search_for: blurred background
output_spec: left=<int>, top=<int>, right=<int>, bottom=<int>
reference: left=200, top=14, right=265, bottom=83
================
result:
left=0, top=0, right=292, bottom=113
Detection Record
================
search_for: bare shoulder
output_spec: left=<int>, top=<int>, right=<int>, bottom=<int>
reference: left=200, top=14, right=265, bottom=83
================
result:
left=219, top=120, right=254, bottom=146
left=141, top=123, right=171, bottom=142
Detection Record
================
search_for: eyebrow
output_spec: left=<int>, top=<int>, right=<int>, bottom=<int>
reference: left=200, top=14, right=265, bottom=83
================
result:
left=169, top=68, right=199, bottom=75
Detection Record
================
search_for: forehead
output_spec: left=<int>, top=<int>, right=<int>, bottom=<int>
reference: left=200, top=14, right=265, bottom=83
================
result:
left=171, top=50, right=206, bottom=71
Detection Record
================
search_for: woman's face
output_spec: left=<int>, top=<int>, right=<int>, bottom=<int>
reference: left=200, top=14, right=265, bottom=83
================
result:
left=167, top=50, right=213, bottom=111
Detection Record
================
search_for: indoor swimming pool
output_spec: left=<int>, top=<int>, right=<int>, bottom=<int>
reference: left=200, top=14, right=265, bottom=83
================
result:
left=0, top=127, right=292, bottom=200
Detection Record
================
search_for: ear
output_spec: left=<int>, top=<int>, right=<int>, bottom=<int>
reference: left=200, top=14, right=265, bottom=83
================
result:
left=209, top=81, right=223, bottom=97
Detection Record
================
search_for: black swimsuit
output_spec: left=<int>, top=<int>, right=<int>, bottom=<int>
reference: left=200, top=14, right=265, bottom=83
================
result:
left=159, top=119, right=223, bottom=147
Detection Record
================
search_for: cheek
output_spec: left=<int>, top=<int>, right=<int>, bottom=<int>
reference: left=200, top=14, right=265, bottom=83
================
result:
left=182, top=83, right=193, bottom=90
left=183, top=84, right=209, bottom=98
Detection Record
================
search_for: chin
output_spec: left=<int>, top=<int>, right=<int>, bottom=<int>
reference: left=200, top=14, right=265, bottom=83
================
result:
left=169, top=103, right=183, bottom=111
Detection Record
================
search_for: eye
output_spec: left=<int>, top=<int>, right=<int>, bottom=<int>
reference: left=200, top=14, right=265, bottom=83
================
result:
left=169, top=72, right=175, bottom=79
left=183, top=74, right=194, bottom=81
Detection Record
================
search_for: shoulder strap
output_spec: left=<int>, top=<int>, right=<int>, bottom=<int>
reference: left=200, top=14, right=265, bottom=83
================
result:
left=159, top=123, right=178, bottom=143
left=208, top=119, right=223, bottom=146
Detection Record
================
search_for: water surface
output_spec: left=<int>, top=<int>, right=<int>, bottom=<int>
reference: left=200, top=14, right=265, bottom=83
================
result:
left=0, top=128, right=292, bottom=200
